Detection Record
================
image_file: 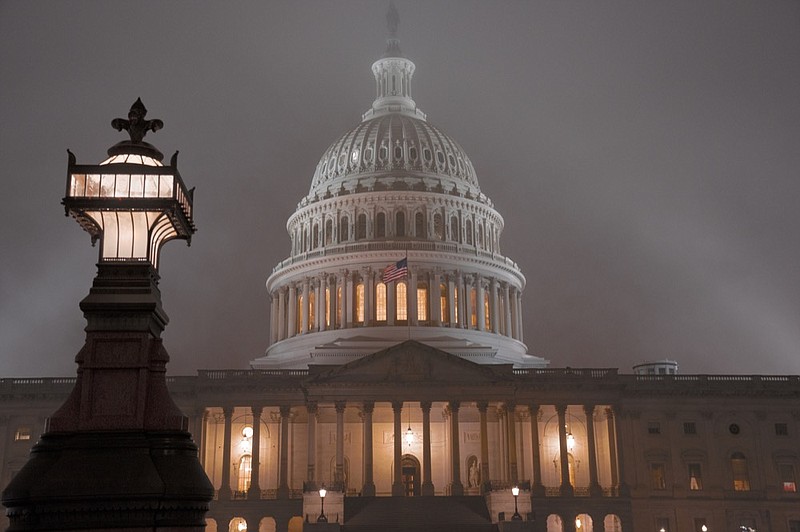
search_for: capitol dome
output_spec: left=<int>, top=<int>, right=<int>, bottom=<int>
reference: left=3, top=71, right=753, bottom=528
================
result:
left=251, top=17, right=547, bottom=369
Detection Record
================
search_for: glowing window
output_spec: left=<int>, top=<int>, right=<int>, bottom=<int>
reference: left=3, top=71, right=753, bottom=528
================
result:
left=417, top=285, right=428, bottom=321
left=14, top=427, right=31, bottom=442
left=688, top=463, right=703, bottom=490
left=780, top=464, right=796, bottom=493
left=484, top=291, right=491, bottom=330
left=440, top=283, right=448, bottom=323
left=325, top=287, right=331, bottom=327
left=396, top=282, right=408, bottom=321
left=376, top=282, right=387, bottom=321
left=238, top=455, right=252, bottom=492
left=731, top=453, right=750, bottom=491
left=308, top=291, right=315, bottom=331
left=355, top=283, right=365, bottom=323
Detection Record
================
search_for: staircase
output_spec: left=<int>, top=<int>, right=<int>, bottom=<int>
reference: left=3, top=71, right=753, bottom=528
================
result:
left=343, top=496, right=493, bottom=532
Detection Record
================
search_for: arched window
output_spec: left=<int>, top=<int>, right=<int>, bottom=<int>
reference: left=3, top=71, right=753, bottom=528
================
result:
left=731, top=452, right=750, bottom=491
left=356, top=213, right=367, bottom=240
left=433, top=213, right=444, bottom=240
left=417, top=283, right=428, bottom=322
left=355, top=283, right=365, bottom=323
left=450, top=216, right=459, bottom=242
left=477, top=224, right=484, bottom=248
left=308, top=291, right=315, bottom=331
left=237, top=455, right=252, bottom=492
left=325, top=219, right=333, bottom=246
left=376, top=282, right=387, bottom=321
left=229, top=517, right=248, bottom=532
left=395, top=211, right=405, bottom=237
left=340, top=216, right=349, bottom=242
left=312, top=224, right=319, bottom=249
left=415, top=212, right=425, bottom=238
left=376, top=212, right=386, bottom=238
left=440, top=282, right=449, bottom=324
left=396, top=281, right=408, bottom=321
left=466, top=219, right=473, bottom=246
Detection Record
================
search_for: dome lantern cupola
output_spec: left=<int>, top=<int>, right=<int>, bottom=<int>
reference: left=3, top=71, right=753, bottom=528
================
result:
left=363, top=2, right=426, bottom=122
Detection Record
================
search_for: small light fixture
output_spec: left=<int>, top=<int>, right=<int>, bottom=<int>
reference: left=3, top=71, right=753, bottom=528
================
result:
left=405, top=408, right=413, bottom=446
left=237, top=521, right=247, bottom=532
left=701, top=526, right=707, bottom=532
left=567, top=431, right=575, bottom=451
left=511, top=485, right=522, bottom=521
left=576, top=517, right=582, bottom=529
left=242, top=426, right=253, bottom=439
left=317, top=485, right=328, bottom=523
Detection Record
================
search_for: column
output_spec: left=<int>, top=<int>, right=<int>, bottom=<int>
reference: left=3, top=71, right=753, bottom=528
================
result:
left=503, top=283, right=512, bottom=337
left=287, top=284, right=297, bottom=337
left=335, top=401, right=346, bottom=489
left=409, top=269, right=418, bottom=326
left=301, top=278, right=310, bottom=334
left=431, top=271, right=441, bottom=326
left=449, top=401, right=464, bottom=495
left=364, top=268, right=374, bottom=326
left=464, top=275, right=473, bottom=329
left=447, top=276, right=457, bottom=326
left=506, top=403, right=518, bottom=484
left=476, top=277, right=485, bottom=332
left=489, top=278, right=499, bottom=333
left=269, top=294, right=278, bottom=344
left=328, top=276, right=337, bottom=330
left=277, top=405, right=290, bottom=499
left=477, top=402, right=490, bottom=491
left=455, top=272, right=464, bottom=328
left=556, top=404, right=573, bottom=496
left=509, top=287, right=518, bottom=340
left=421, top=401, right=434, bottom=495
left=219, top=406, right=233, bottom=500
left=198, top=409, right=209, bottom=469
left=584, top=404, right=601, bottom=496
left=306, top=402, right=317, bottom=490
left=345, top=273, right=354, bottom=328
left=529, top=404, right=544, bottom=496
left=516, top=290, right=524, bottom=343
left=392, top=401, right=404, bottom=496
left=607, top=406, right=628, bottom=495
left=277, top=288, right=286, bottom=341
left=248, top=406, right=263, bottom=499
left=362, top=402, right=376, bottom=496
left=387, top=278, right=396, bottom=325
left=315, top=277, right=323, bottom=332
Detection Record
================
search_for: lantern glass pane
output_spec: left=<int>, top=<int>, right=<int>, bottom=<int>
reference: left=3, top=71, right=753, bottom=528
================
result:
left=101, top=212, right=118, bottom=259
left=144, top=175, right=159, bottom=197
left=114, top=175, right=130, bottom=197
left=130, top=175, right=144, bottom=197
left=71, top=174, right=86, bottom=196
left=100, top=174, right=115, bottom=197
left=87, top=174, right=101, bottom=197
left=159, top=175, right=174, bottom=198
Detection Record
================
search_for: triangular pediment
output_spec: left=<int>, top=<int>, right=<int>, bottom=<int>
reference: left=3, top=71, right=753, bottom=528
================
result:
left=306, top=340, right=513, bottom=386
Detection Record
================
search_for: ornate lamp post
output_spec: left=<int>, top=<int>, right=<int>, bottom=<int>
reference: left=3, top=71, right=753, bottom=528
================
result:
left=318, top=485, right=328, bottom=522
left=511, top=485, right=522, bottom=521
left=2, top=99, right=212, bottom=531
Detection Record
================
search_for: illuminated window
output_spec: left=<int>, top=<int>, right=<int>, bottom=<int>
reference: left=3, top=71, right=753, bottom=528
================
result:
left=470, top=287, right=477, bottom=327
left=395, top=211, right=405, bottom=237
left=453, top=288, right=459, bottom=324
left=376, top=212, right=386, bottom=238
left=440, top=283, right=448, bottom=323
left=238, top=455, right=252, bottom=492
left=340, top=216, right=349, bottom=241
left=308, top=291, right=315, bottom=331
left=688, top=463, right=703, bottom=490
left=376, top=282, right=387, bottom=321
left=355, top=283, right=365, bottom=323
left=731, top=452, right=750, bottom=491
left=650, top=463, right=666, bottom=490
left=14, top=427, right=31, bottom=442
left=356, top=213, right=367, bottom=240
left=396, top=282, right=408, bottom=321
left=484, top=291, right=490, bottom=330
left=779, top=464, right=797, bottom=493
left=417, top=284, right=428, bottom=321
left=325, top=287, right=331, bottom=327
left=415, top=212, right=425, bottom=238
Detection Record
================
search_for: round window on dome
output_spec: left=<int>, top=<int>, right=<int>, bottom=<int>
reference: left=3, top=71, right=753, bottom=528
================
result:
left=338, top=153, right=346, bottom=168
left=379, top=146, right=388, bottom=161
left=394, top=146, right=403, bottom=160
left=364, top=147, right=373, bottom=162
left=409, top=147, right=418, bottom=160
left=448, top=154, right=456, bottom=167
left=436, top=151, right=445, bottom=165
left=423, top=148, right=432, bottom=162
left=351, top=148, right=360, bottom=163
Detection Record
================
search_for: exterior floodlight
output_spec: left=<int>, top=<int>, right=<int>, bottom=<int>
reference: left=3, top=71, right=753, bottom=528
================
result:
left=317, top=485, right=328, bottom=522
left=511, top=485, right=522, bottom=520
left=63, top=98, right=195, bottom=270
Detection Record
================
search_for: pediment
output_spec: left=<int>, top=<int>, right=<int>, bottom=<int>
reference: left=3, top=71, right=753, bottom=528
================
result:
left=306, top=340, right=513, bottom=386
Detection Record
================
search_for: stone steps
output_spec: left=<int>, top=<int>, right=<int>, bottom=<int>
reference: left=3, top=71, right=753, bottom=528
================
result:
left=343, top=496, right=493, bottom=532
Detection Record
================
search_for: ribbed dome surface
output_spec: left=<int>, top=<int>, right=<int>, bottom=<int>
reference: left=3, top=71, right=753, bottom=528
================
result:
left=308, top=113, right=480, bottom=201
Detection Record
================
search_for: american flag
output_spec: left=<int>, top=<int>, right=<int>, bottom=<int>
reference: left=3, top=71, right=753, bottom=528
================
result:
left=381, top=258, right=408, bottom=283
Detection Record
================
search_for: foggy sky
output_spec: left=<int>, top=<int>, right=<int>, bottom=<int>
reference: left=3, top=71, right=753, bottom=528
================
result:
left=1, top=1, right=799, bottom=377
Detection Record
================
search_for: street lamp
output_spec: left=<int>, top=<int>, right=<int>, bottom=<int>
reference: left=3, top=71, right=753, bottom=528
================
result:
left=317, top=485, right=328, bottom=523
left=511, top=485, right=522, bottom=521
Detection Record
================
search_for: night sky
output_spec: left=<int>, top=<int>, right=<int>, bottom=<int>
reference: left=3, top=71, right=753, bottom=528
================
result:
left=2, top=1, right=799, bottom=377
